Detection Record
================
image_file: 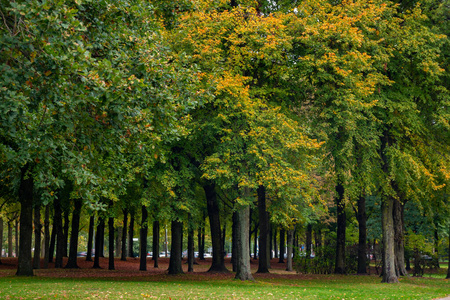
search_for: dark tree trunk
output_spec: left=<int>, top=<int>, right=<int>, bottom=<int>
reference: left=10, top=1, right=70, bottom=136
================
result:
left=446, top=223, right=450, bottom=279
left=63, top=210, right=69, bottom=257
left=33, top=203, right=41, bottom=269
left=86, top=215, right=94, bottom=262
left=48, top=221, right=56, bottom=263
left=109, top=215, right=115, bottom=270
left=273, top=227, right=278, bottom=259
left=357, top=195, right=367, bottom=274
left=0, top=217, right=3, bottom=265
left=54, top=197, right=64, bottom=268
left=8, top=221, right=13, bottom=257
left=257, top=185, right=269, bottom=273
left=198, top=223, right=204, bottom=261
left=152, top=220, right=160, bottom=268
left=204, top=182, right=228, bottom=273
left=222, top=223, right=226, bottom=258
left=393, top=197, right=408, bottom=276
left=99, top=219, right=105, bottom=258
left=128, top=211, right=135, bottom=258
left=139, top=205, right=148, bottom=271
left=232, top=211, right=238, bottom=272
left=16, top=164, right=34, bottom=276
left=269, top=223, right=273, bottom=260
left=116, top=227, right=121, bottom=258
left=286, top=228, right=294, bottom=271
left=43, top=205, right=50, bottom=269
left=93, top=217, right=104, bottom=269
left=121, top=209, right=128, bottom=261
left=188, top=217, right=194, bottom=272
left=65, top=198, right=82, bottom=269
left=335, top=183, right=346, bottom=274
left=382, top=197, right=399, bottom=283
left=234, top=202, right=254, bottom=281
left=15, top=220, right=19, bottom=257
left=168, top=220, right=184, bottom=275
left=278, top=228, right=285, bottom=263
left=253, top=224, right=258, bottom=260
left=306, top=224, right=312, bottom=257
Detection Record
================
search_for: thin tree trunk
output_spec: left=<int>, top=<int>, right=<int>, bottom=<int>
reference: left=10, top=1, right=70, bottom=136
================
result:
left=86, top=215, right=94, bottom=262
left=257, top=185, right=269, bottom=273
left=286, top=228, right=294, bottom=271
left=43, top=205, right=50, bottom=269
left=253, top=224, right=258, bottom=260
left=168, top=220, right=184, bottom=275
left=381, top=197, right=399, bottom=283
left=393, top=197, right=408, bottom=276
left=279, top=228, right=285, bottom=263
left=234, top=202, right=254, bottom=281
left=306, top=224, right=312, bottom=257
left=446, top=223, right=450, bottom=279
left=314, top=228, right=322, bottom=249
left=198, top=223, right=204, bottom=261
left=128, top=211, right=135, bottom=258
left=357, top=195, right=367, bottom=274
left=273, top=227, right=278, bottom=259
left=99, top=219, right=105, bottom=258
left=152, top=220, right=159, bottom=268
left=48, top=221, right=56, bottom=263
left=33, top=203, right=41, bottom=269
left=232, top=211, right=238, bottom=272
left=15, top=220, right=19, bottom=257
left=63, top=210, right=69, bottom=257
left=93, top=217, right=104, bottom=269
left=65, top=198, right=82, bottom=269
left=8, top=221, right=13, bottom=257
left=335, top=183, right=346, bottom=274
left=188, top=216, right=194, bottom=272
left=204, top=182, right=228, bottom=273
left=121, top=209, right=128, bottom=261
left=16, top=164, right=34, bottom=276
left=109, top=214, right=115, bottom=270
left=139, top=205, right=148, bottom=271
left=116, top=227, right=122, bottom=258
left=0, top=217, right=3, bottom=265
left=54, top=197, right=64, bottom=268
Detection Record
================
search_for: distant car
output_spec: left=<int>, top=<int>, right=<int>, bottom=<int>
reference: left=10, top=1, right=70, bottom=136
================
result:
left=77, top=251, right=87, bottom=257
left=147, top=252, right=153, bottom=257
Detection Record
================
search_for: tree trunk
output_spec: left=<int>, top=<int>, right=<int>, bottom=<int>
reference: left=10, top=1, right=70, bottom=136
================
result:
left=63, top=210, right=69, bottom=257
left=65, top=198, right=82, bottom=269
left=54, top=197, right=64, bottom=268
left=0, top=217, right=3, bottom=265
left=116, top=227, right=121, bottom=258
left=16, top=164, right=34, bottom=276
left=306, top=224, right=312, bottom=257
left=128, top=211, right=135, bottom=258
left=152, top=220, right=159, bottom=268
left=381, top=197, right=399, bottom=283
left=15, top=220, right=19, bottom=257
left=86, top=215, right=94, bottom=262
left=335, top=183, right=346, bottom=274
left=99, top=219, right=105, bottom=258
left=204, top=182, right=228, bottom=273
left=43, top=205, right=50, bottom=269
left=232, top=211, right=238, bottom=272
left=273, top=227, right=278, bottom=259
left=48, top=221, right=56, bottom=263
left=446, top=224, right=450, bottom=279
left=188, top=217, right=194, bottom=272
left=357, top=195, right=367, bottom=274
left=8, top=221, right=13, bottom=257
left=257, top=185, right=269, bottom=273
left=286, top=228, right=294, bottom=271
left=168, top=220, right=184, bottom=275
left=393, top=197, right=408, bottom=276
left=109, top=215, right=115, bottom=270
left=279, top=228, right=285, bottom=263
left=198, top=222, right=205, bottom=261
left=139, top=205, right=148, bottom=271
left=93, top=217, right=104, bottom=269
left=33, top=203, right=41, bottom=269
left=253, top=224, right=258, bottom=260
left=234, top=203, right=254, bottom=281
left=121, top=209, right=128, bottom=261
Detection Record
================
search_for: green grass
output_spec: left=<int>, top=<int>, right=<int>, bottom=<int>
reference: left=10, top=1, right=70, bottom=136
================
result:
left=0, top=273, right=448, bottom=299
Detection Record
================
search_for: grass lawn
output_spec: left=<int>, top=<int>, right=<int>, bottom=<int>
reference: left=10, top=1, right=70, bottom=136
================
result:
left=0, top=258, right=448, bottom=299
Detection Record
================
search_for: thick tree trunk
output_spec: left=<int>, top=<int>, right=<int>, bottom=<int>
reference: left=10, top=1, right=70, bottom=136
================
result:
left=234, top=203, right=254, bottom=281
left=0, top=217, right=3, bottom=265
left=232, top=211, right=238, bottom=272
left=48, top=220, right=56, bottom=263
left=393, top=197, right=408, bottom=276
left=139, top=205, right=148, bottom=271
left=54, top=197, right=64, bottom=268
left=286, top=228, right=294, bottom=271
left=168, top=220, right=184, bottom=275
left=188, top=218, right=194, bottom=272
left=16, top=164, right=34, bottom=276
left=257, top=185, right=269, bottom=273
left=357, top=195, right=367, bottom=274
left=33, top=203, right=41, bottom=269
left=65, top=198, right=82, bottom=269
left=93, top=217, right=104, bottom=269
left=121, top=209, right=128, bottom=261
left=152, top=220, right=159, bottom=268
left=63, top=210, right=69, bottom=257
left=204, top=182, right=228, bottom=273
left=8, top=221, right=13, bottom=257
left=279, top=228, right=285, bottom=263
left=86, top=215, right=94, bottom=262
left=128, top=211, right=135, bottom=258
left=335, top=183, right=346, bottom=274
left=381, top=197, right=399, bottom=283
left=109, top=215, right=115, bottom=270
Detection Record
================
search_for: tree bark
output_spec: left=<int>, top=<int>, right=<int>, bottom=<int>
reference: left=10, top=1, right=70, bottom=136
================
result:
left=204, top=182, right=228, bottom=273
left=33, top=203, right=41, bottom=269
left=139, top=205, right=148, bottom=271
left=257, top=185, right=269, bottom=273
left=279, top=228, right=285, bottom=263
left=54, top=197, right=64, bottom=268
left=63, top=210, right=69, bottom=257
left=188, top=217, right=194, bottom=272
left=0, top=217, right=3, bottom=265
left=8, top=221, right=13, bottom=257
left=121, top=209, right=128, bottom=261
left=234, top=203, right=254, bottom=281
left=286, top=228, right=294, bottom=271
left=393, top=197, right=408, bottom=276
left=446, top=224, right=450, bottom=279
left=65, top=198, right=82, bottom=269
left=168, top=220, right=184, bottom=275
left=93, top=217, right=104, bottom=269
left=334, top=183, right=346, bottom=274
left=116, top=227, right=121, bottom=258
left=99, top=219, right=105, bottom=258
left=15, top=220, right=19, bottom=258
left=86, top=215, right=94, bottom=262
left=109, top=215, right=115, bottom=270
left=16, top=164, right=34, bottom=276
left=357, top=195, right=367, bottom=274
left=381, top=197, right=399, bottom=283
left=198, top=222, right=205, bottom=261
left=128, top=211, right=135, bottom=258
left=273, top=227, right=278, bottom=259
left=232, top=211, right=238, bottom=272
left=152, top=220, right=159, bottom=268
left=48, top=220, right=56, bottom=263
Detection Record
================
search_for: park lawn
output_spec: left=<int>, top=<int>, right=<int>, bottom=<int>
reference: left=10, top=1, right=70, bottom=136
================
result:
left=0, top=272, right=448, bottom=300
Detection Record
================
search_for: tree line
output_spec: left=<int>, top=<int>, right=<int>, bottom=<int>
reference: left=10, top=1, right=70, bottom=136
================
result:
left=0, top=0, right=449, bottom=282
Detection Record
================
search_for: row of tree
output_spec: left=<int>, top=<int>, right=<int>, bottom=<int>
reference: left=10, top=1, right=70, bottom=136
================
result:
left=1, top=0, right=449, bottom=282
